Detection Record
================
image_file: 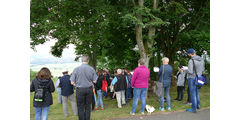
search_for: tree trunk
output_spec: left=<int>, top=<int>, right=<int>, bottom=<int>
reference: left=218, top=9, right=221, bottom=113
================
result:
left=89, top=50, right=97, bottom=70
left=136, top=0, right=146, bottom=63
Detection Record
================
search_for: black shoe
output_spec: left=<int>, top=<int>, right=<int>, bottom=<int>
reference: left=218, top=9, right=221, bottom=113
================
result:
left=178, top=99, right=182, bottom=101
left=174, top=98, right=179, bottom=100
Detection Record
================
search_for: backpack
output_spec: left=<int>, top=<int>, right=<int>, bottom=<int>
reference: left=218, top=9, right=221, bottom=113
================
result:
left=101, top=76, right=108, bottom=92
left=34, top=80, right=49, bottom=102
left=34, top=85, right=46, bottom=102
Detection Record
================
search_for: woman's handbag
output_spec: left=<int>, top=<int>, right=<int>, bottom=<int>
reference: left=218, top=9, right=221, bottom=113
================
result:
left=155, top=65, right=164, bottom=97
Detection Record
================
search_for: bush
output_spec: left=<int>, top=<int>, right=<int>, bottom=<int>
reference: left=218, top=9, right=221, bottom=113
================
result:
left=30, top=69, right=37, bottom=82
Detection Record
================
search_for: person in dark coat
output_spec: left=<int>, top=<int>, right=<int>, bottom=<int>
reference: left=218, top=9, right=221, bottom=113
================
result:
left=30, top=67, right=55, bottom=120
left=94, top=70, right=105, bottom=110
left=59, top=71, right=78, bottom=117
left=111, top=69, right=128, bottom=108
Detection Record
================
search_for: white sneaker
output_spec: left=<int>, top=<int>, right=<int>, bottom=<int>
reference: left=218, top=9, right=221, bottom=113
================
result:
left=159, top=107, right=165, bottom=111
left=140, top=112, right=144, bottom=115
left=130, top=112, right=135, bottom=115
left=167, top=107, right=171, bottom=111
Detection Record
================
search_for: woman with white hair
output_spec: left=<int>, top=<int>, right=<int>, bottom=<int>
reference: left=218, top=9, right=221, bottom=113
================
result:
left=158, top=57, right=173, bottom=111
left=111, top=69, right=128, bottom=108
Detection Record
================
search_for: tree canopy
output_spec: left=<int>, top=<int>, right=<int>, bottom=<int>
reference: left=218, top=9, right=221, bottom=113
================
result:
left=31, top=0, right=210, bottom=77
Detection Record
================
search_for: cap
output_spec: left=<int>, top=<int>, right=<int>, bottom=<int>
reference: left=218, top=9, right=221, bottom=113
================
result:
left=187, top=48, right=195, bottom=54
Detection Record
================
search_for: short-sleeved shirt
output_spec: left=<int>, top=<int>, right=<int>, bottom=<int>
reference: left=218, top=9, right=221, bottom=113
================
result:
left=70, top=64, right=98, bottom=88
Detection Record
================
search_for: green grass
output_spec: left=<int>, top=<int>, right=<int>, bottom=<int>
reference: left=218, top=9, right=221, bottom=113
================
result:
left=30, top=84, right=210, bottom=120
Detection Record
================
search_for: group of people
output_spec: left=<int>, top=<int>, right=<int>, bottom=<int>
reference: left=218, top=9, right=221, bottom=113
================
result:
left=30, top=48, right=205, bottom=120
left=156, top=48, right=205, bottom=113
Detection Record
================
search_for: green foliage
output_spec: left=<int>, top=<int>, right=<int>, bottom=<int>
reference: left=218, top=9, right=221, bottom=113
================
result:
left=30, top=0, right=210, bottom=77
left=122, top=6, right=169, bottom=28
left=30, top=69, right=37, bottom=82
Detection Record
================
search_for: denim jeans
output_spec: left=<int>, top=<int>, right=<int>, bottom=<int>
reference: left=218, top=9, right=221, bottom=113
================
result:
left=96, top=90, right=103, bottom=108
left=34, top=106, right=50, bottom=120
left=131, top=88, right=148, bottom=113
left=159, top=86, right=171, bottom=108
left=188, top=78, right=200, bottom=112
left=57, top=88, right=62, bottom=104
left=76, top=87, right=93, bottom=120
left=126, top=88, right=131, bottom=100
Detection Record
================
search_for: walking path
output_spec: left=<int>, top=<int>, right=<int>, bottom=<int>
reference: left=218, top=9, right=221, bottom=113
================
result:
left=111, top=108, right=210, bottom=120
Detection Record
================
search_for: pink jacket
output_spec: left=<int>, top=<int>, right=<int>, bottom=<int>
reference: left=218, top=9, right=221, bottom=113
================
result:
left=131, top=65, right=150, bottom=88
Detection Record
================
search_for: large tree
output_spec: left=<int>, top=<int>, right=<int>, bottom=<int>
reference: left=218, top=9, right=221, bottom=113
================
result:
left=30, top=0, right=210, bottom=77
left=30, top=0, right=138, bottom=70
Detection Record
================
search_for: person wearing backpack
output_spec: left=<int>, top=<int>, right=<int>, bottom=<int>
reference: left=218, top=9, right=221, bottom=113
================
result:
left=186, top=49, right=205, bottom=113
left=102, top=70, right=110, bottom=98
left=111, top=69, right=128, bottom=108
left=30, top=67, right=55, bottom=120
left=94, top=70, right=105, bottom=110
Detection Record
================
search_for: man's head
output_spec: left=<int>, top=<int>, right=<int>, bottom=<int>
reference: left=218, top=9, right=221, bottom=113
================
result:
left=162, top=57, right=169, bottom=65
left=138, top=58, right=145, bottom=66
left=62, top=71, right=68, bottom=75
left=81, top=54, right=89, bottom=63
left=178, top=65, right=183, bottom=72
left=187, top=48, right=196, bottom=58
left=117, top=69, right=122, bottom=75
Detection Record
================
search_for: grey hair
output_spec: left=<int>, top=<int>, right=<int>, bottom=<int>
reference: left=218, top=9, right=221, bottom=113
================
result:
left=138, top=58, right=145, bottom=65
left=81, top=54, right=89, bottom=62
left=117, top=69, right=122, bottom=74
left=162, top=57, right=169, bottom=63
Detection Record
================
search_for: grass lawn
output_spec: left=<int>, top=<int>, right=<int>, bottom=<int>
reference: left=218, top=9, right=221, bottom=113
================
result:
left=30, top=83, right=210, bottom=120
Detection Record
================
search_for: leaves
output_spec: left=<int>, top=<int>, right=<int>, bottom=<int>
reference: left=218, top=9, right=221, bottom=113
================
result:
left=30, top=0, right=210, bottom=73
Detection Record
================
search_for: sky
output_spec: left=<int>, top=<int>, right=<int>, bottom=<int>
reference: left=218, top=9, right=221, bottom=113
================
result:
left=30, top=40, right=79, bottom=65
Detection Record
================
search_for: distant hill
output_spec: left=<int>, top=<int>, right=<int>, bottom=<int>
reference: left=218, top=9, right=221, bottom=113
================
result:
left=30, top=62, right=81, bottom=77
left=30, top=55, right=80, bottom=65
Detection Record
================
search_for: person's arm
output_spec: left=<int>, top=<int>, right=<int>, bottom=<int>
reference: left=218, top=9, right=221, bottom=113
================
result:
left=158, top=66, right=162, bottom=76
left=131, top=69, right=137, bottom=88
left=125, top=76, right=128, bottom=84
left=202, top=60, right=205, bottom=73
left=70, top=69, right=77, bottom=86
left=169, top=65, right=173, bottom=76
left=49, top=80, right=55, bottom=93
left=56, top=79, right=60, bottom=88
left=174, top=71, right=179, bottom=80
left=111, top=77, right=118, bottom=85
left=30, top=79, right=35, bottom=92
left=92, top=69, right=98, bottom=84
left=187, top=60, right=194, bottom=75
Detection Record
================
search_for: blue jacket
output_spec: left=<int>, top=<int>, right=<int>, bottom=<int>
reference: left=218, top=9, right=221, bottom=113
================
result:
left=158, top=64, right=173, bottom=87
